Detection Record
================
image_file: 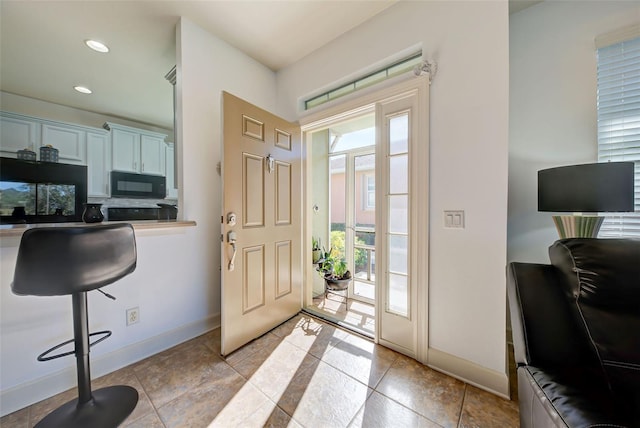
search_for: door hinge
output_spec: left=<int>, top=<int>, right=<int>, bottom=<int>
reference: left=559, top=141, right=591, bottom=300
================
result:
left=220, top=234, right=224, bottom=242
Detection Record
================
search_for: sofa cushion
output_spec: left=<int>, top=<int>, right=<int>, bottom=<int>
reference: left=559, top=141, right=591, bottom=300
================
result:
left=549, top=238, right=640, bottom=396
left=519, top=365, right=629, bottom=428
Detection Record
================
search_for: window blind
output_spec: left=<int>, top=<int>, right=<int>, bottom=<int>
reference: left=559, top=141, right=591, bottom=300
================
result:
left=597, top=35, right=640, bottom=237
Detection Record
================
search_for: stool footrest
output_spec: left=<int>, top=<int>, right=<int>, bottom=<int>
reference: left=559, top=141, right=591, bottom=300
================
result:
left=37, top=330, right=112, bottom=362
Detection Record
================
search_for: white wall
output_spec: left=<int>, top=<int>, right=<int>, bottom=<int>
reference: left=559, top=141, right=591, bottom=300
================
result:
left=277, top=1, right=510, bottom=376
left=0, top=16, right=277, bottom=416
left=176, top=16, right=278, bottom=325
left=508, top=1, right=640, bottom=263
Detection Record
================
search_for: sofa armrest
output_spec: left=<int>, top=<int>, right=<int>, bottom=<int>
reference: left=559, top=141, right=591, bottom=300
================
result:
left=507, top=262, right=598, bottom=368
left=518, top=366, right=628, bottom=428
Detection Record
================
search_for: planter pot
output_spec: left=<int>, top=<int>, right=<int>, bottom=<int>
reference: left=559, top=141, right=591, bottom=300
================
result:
left=324, top=275, right=350, bottom=291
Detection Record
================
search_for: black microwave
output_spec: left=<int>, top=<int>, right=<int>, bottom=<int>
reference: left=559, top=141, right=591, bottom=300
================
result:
left=111, top=171, right=166, bottom=199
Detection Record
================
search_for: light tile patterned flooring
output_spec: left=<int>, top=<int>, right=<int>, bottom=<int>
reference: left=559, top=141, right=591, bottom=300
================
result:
left=310, top=293, right=375, bottom=337
left=1, top=313, right=518, bottom=427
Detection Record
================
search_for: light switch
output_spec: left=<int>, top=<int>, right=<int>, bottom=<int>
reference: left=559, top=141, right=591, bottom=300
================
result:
left=444, top=210, right=464, bottom=228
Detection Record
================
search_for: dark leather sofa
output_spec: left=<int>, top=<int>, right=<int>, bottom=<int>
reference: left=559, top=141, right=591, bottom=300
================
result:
left=507, top=238, right=640, bottom=428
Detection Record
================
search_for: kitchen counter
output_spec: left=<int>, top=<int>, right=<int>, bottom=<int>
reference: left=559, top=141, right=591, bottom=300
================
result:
left=0, top=220, right=197, bottom=238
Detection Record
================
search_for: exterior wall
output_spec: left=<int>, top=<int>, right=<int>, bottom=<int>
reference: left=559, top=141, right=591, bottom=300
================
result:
left=330, top=169, right=376, bottom=226
left=508, top=1, right=640, bottom=263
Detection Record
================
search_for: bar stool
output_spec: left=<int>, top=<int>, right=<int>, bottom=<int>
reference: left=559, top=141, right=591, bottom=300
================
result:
left=12, top=223, right=139, bottom=428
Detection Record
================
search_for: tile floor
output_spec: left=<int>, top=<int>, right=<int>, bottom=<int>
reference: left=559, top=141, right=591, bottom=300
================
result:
left=1, top=313, right=519, bottom=428
left=310, top=293, right=375, bottom=337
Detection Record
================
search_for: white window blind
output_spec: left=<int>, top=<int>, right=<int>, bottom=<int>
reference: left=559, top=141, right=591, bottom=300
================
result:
left=597, top=35, right=640, bottom=237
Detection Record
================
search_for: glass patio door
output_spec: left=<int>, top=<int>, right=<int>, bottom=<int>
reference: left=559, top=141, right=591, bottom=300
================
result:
left=328, top=115, right=376, bottom=305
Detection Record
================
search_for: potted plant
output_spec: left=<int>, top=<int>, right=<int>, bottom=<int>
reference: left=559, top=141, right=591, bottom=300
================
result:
left=312, top=236, right=322, bottom=264
left=318, top=248, right=352, bottom=292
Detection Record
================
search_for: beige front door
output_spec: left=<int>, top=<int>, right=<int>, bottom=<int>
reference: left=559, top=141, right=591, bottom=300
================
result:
left=221, top=92, right=302, bottom=356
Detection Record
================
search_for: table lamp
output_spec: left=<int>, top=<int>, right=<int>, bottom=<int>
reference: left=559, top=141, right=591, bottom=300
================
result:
left=538, top=162, right=635, bottom=238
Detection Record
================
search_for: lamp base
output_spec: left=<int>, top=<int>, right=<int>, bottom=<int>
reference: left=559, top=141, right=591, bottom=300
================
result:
left=552, top=215, right=604, bottom=238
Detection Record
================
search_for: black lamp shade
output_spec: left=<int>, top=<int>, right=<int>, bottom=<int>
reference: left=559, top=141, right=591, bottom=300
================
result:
left=538, top=162, right=635, bottom=213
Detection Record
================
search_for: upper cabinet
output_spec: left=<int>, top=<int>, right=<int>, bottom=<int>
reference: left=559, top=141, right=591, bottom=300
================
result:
left=0, top=112, right=90, bottom=164
left=41, top=123, right=86, bottom=165
left=105, top=122, right=166, bottom=176
left=0, top=113, right=38, bottom=155
left=86, top=131, right=111, bottom=197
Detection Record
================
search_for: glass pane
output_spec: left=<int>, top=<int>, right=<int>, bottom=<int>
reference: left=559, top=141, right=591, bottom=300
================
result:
left=354, top=280, right=375, bottom=300
left=328, top=83, right=355, bottom=100
left=388, top=273, right=408, bottom=316
left=389, top=155, right=408, bottom=194
left=388, top=235, right=408, bottom=274
left=330, top=155, right=346, bottom=260
left=388, top=195, right=408, bottom=234
left=354, top=247, right=375, bottom=281
left=355, top=153, right=375, bottom=226
left=330, top=114, right=375, bottom=152
left=0, top=182, right=36, bottom=215
left=355, top=70, right=386, bottom=89
left=389, top=114, right=408, bottom=155
left=355, top=230, right=375, bottom=246
left=36, top=184, right=76, bottom=215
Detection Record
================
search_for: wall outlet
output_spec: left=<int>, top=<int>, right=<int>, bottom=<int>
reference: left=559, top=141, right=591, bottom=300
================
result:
left=126, top=307, right=140, bottom=326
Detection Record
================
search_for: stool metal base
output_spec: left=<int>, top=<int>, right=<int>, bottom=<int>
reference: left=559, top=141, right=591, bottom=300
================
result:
left=35, top=385, right=138, bottom=428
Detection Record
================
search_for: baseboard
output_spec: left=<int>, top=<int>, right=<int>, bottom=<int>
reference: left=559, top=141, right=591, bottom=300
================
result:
left=0, top=313, right=221, bottom=417
left=427, top=347, right=510, bottom=399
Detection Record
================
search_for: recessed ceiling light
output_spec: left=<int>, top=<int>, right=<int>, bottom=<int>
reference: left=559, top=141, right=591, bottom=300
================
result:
left=74, top=86, right=92, bottom=94
left=85, top=39, right=109, bottom=53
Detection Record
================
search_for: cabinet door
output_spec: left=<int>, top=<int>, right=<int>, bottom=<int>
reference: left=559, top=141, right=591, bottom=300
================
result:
left=41, top=123, right=86, bottom=164
left=87, top=132, right=111, bottom=197
left=112, top=128, right=139, bottom=172
left=140, top=134, right=165, bottom=175
left=165, top=143, right=178, bottom=199
left=0, top=115, right=38, bottom=157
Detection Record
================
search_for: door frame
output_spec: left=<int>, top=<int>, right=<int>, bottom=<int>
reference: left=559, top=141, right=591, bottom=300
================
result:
left=300, top=76, right=430, bottom=363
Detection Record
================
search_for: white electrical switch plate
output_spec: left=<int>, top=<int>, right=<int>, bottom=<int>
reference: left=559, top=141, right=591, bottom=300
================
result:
left=444, top=210, right=465, bottom=228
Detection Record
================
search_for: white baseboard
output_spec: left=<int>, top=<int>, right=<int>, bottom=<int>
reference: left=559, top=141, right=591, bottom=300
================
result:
left=427, top=347, right=510, bottom=399
left=0, top=313, right=221, bottom=417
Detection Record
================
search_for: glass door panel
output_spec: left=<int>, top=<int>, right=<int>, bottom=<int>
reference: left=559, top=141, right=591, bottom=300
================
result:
left=353, top=153, right=375, bottom=303
left=329, top=154, right=346, bottom=260
left=386, top=113, right=409, bottom=318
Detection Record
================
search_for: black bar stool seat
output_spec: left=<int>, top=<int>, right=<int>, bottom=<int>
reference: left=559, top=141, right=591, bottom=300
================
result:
left=12, top=223, right=139, bottom=428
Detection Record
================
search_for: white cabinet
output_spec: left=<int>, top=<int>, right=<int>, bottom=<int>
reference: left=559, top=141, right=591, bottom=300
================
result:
left=0, top=114, right=38, bottom=156
left=1, top=112, right=90, bottom=165
left=111, top=127, right=139, bottom=173
left=165, top=143, right=178, bottom=199
left=41, top=123, right=86, bottom=165
left=87, top=131, right=111, bottom=197
left=140, top=134, right=165, bottom=175
left=106, top=122, right=166, bottom=176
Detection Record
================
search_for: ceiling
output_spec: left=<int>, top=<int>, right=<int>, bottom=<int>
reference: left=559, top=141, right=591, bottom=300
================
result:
left=0, top=1, right=397, bottom=131
left=0, top=1, right=541, bottom=132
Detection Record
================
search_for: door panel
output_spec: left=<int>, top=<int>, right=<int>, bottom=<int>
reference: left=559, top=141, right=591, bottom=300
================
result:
left=222, top=92, right=302, bottom=356
left=275, top=240, right=292, bottom=298
left=243, top=153, right=265, bottom=227
left=275, top=161, right=292, bottom=225
left=377, top=95, right=419, bottom=357
left=242, top=245, right=265, bottom=313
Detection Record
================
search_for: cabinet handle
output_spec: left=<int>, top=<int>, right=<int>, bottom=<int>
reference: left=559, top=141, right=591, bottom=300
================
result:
left=142, top=162, right=145, bottom=172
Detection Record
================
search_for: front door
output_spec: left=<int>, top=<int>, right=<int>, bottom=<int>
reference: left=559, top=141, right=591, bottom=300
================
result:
left=221, top=92, right=302, bottom=356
